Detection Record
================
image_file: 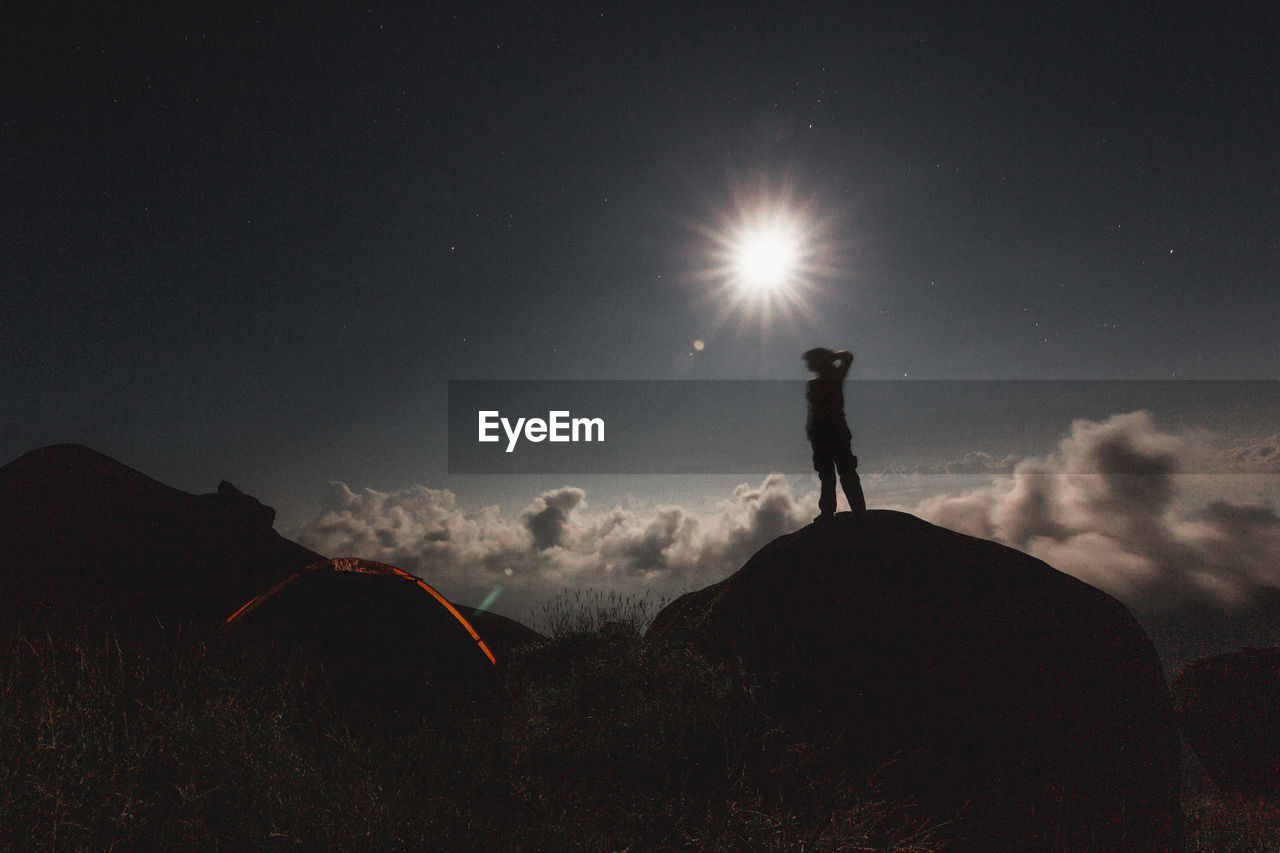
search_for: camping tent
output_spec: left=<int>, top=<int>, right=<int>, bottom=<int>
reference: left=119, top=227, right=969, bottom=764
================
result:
left=225, top=557, right=496, bottom=696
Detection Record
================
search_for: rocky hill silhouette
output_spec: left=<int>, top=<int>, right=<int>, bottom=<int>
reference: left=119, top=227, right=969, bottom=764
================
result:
left=648, top=509, right=1183, bottom=852
left=0, top=444, right=320, bottom=631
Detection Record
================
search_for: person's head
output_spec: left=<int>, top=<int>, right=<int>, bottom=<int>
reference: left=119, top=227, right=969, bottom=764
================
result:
left=803, top=347, right=835, bottom=372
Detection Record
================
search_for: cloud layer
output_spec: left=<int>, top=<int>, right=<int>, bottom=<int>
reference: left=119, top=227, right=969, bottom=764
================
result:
left=296, top=410, right=1280, bottom=662
left=908, top=412, right=1279, bottom=599
left=297, top=473, right=817, bottom=627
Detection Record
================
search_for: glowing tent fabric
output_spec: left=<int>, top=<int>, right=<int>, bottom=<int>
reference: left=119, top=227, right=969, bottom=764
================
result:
left=224, top=558, right=496, bottom=696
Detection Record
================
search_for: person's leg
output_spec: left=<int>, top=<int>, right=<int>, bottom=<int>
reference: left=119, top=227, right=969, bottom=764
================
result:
left=835, top=450, right=866, bottom=517
left=813, top=449, right=837, bottom=517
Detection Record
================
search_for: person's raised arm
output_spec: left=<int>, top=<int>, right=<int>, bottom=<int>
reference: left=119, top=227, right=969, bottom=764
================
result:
left=832, top=350, right=853, bottom=379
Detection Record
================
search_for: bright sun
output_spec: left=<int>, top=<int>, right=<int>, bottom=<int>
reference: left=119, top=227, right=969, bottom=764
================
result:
left=733, top=224, right=800, bottom=293
left=695, top=186, right=839, bottom=329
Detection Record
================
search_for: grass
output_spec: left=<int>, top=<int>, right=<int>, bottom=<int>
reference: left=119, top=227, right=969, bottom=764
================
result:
left=1, top=596, right=948, bottom=851
left=1184, top=791, right=1280, bottom=853
left=3, top=596, right=1277, bottom=850
left=532, top=586, right=667, bottom=639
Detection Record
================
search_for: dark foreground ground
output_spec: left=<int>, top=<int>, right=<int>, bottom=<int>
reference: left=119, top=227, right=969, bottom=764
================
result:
left=3, top=595, right=1278, bottom=852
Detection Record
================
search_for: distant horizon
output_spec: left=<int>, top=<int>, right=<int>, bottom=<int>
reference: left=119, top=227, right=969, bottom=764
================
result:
left=8, top=392, right=1278, bottom=672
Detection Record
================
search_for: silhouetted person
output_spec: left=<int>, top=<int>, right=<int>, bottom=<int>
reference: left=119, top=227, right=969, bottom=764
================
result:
left=804, top=347, right=867, bottom=522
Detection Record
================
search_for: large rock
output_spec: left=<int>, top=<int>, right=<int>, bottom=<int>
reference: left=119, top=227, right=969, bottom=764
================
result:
left=648, top=509, right=1182, bottom=851
left=0, top=444, right=320, bottom=631
left=1174, top=647, right=1280, bottom=798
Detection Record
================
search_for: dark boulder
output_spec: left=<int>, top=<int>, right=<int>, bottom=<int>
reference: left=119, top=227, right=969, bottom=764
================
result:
left=1174, top=647, right=1280, bottom=798
left=648, top=509, right=1182, bottom=851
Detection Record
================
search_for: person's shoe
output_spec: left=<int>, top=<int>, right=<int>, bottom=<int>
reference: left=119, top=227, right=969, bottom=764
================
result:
left=813, top=512, right=834, bottom=524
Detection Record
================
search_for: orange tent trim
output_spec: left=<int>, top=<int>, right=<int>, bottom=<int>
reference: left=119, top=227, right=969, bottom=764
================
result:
left=225, top=557, right=496, bottom=666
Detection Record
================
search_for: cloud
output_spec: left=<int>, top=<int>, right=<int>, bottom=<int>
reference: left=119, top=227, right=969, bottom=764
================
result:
left=1224, top=434, right=1280, bottom=473
left=521, top=487, right=585, bottom=551
left=296, top=473, right=817, bottom=625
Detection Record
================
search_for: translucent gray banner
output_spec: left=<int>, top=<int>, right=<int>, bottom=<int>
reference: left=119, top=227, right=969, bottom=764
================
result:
left=447, top=380, right=1280, bottom=475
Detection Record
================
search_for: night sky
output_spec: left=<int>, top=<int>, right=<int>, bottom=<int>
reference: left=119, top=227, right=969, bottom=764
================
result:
left=5, top=2, right=1279, bottom=632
